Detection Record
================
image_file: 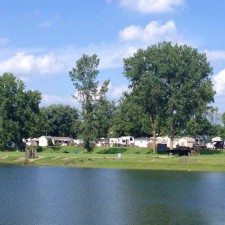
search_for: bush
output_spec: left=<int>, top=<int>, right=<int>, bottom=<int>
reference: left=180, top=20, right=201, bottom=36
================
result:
left=42, top=147, right=54, bottom=153
left=36, top=146, right=43, bottom=152
left=47, top=138, right=54, bottom=146
left=98, top=147, right=127, bottom=154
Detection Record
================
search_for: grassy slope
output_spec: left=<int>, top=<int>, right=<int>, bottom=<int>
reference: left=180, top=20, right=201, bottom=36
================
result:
left=0, top=146, right=225, bottom=172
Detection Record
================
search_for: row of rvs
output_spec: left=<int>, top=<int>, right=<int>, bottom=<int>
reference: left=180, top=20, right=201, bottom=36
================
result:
left=96, top=136, right=135, bottom=147
left=28, top=135, right=224, bottom=149
left=97, top=136, right=196, bottom=148
left=96, top=136, right=224, bottom=149
left=96, top=136, right=197, bottom=148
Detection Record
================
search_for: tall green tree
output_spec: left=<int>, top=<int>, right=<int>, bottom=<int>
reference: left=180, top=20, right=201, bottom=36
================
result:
left=160, top=43, right=215, bottom=148
left=109, top=96, right=151, bottom=138
left=123, top=46, right=167, bottom=153
left=94, top=99, right=116, bottom=138
left=40, top=104, right=81, bottom=138
left=123, top=42, right=215, bottom=152
left=69, top=54, right=109, bottom=151
left=0, top=73, right=41, bottom=149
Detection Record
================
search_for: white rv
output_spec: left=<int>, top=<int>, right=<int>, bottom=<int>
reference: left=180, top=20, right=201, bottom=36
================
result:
left=109, top=136, right=135, bottom=147
left=109, top=138, right=119, bottom=147
left=118, top=136, right=135, bottom=146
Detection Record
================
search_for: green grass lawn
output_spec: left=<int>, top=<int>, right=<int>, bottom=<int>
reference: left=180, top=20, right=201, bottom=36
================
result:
left=1, top=146, right=225, bottom=172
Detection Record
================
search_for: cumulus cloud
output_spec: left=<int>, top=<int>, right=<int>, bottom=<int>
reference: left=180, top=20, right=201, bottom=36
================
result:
left=122, top=46, right=139, bottom=58
left=0, top=52, right=65, bottom=75
left=212, top=77, right=225, bottom=111
left=119, top=20, right=180, bottom=44
left=119, top=0, right=185, bottom=14
left=0, top=45, right=128, bottom=79
left=0, top=20, right=182, bottom=81
left=213, top=69, right=225, bottom=96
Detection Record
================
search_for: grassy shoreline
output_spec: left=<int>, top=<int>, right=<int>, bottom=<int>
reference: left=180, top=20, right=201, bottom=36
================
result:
left=1, top=146, right=225, bottom=172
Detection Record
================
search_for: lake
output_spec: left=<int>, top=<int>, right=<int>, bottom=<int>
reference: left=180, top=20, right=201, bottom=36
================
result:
left=0, top=166, right=225, bottom=225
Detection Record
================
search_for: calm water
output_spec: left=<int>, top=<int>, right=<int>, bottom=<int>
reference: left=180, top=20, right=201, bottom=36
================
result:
left=0, top=166, right=225, bottom=225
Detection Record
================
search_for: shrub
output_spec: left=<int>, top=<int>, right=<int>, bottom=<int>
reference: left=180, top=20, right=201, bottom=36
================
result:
left=47, top=138, right=54, bottom=146
left=36, top=146, right=43, bottom=152
left=98, top=147, right=127, bottom=154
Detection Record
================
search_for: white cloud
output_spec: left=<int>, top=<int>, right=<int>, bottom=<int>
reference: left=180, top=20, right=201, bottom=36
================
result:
left=97, top=47, right=124, bottom=69
left=0, top=45, right=127, bottom=79
left=108, top=83, right=129, bottom=100
left=122, top=46, right=138, bottom=58
left=0, top=20, right=183, bottom=80
left=18, top=76, right=30, bottom=83
left=0, top=20, right=182, bottom=81
left=213, top=69, right=225, bottom=96
left=0, top=52, right=65, bottom=75
left=119, top=20, right=180, bottom=44
left=41, top=84, right=129, bottom=107
left=120, top=25, right=142, bottom=41
left=72, top=82, right=129, bottom=103
left=205, top=50, right=225, bottom=62
left=119, top=0, right=185, bottom=14
left=41, top=94, right=79, bottom=106
left=61, top=43, right=129, bottom=70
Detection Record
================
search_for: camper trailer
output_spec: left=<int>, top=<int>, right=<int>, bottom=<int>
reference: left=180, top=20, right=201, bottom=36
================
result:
left=109, top=136, right=135, bottom=147
left=206, top=137, right=224, bottom=149
left=118, top=136, right=135, bottom=146
left=96, top=138, right=110, bottom=147
left=109, top=138, right=119, bottom=147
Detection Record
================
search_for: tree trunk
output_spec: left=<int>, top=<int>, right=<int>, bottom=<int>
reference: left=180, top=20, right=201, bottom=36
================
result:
left=25, top=145, right=29, bottom=160
left=170, top=118, right=174, bottom=150
left=152, top=129, right=157, bottom=154
left=170, top=135, right=174, bottom=150
left=150, top=116, right=157, bottom=154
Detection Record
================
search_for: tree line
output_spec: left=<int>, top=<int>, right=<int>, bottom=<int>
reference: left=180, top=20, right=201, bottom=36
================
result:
left=0, top=42, right=225, bottom=152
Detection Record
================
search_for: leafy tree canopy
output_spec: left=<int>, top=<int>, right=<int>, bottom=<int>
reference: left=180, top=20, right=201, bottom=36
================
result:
left=0, top=73, right=41, bottom=149
left=109, top=96, right=151, bottom=138
left=40, top=104, right=81, bottom=138
left=69, top=54, right=110, bottom=151
left=123, top=42, right=215, bottom=152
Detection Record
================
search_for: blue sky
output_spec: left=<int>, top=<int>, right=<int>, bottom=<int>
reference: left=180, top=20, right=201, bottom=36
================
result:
left=1, top=0, right=225, bottom=112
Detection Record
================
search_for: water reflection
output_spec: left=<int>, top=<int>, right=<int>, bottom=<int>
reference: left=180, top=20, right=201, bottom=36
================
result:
left=0, top=166, right=225, bottom=225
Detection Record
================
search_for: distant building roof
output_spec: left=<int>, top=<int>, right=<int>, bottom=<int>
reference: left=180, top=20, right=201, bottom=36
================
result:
left=52, top=137, right=73, bottom=141
left=135, top=137, right=151, bottom=141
